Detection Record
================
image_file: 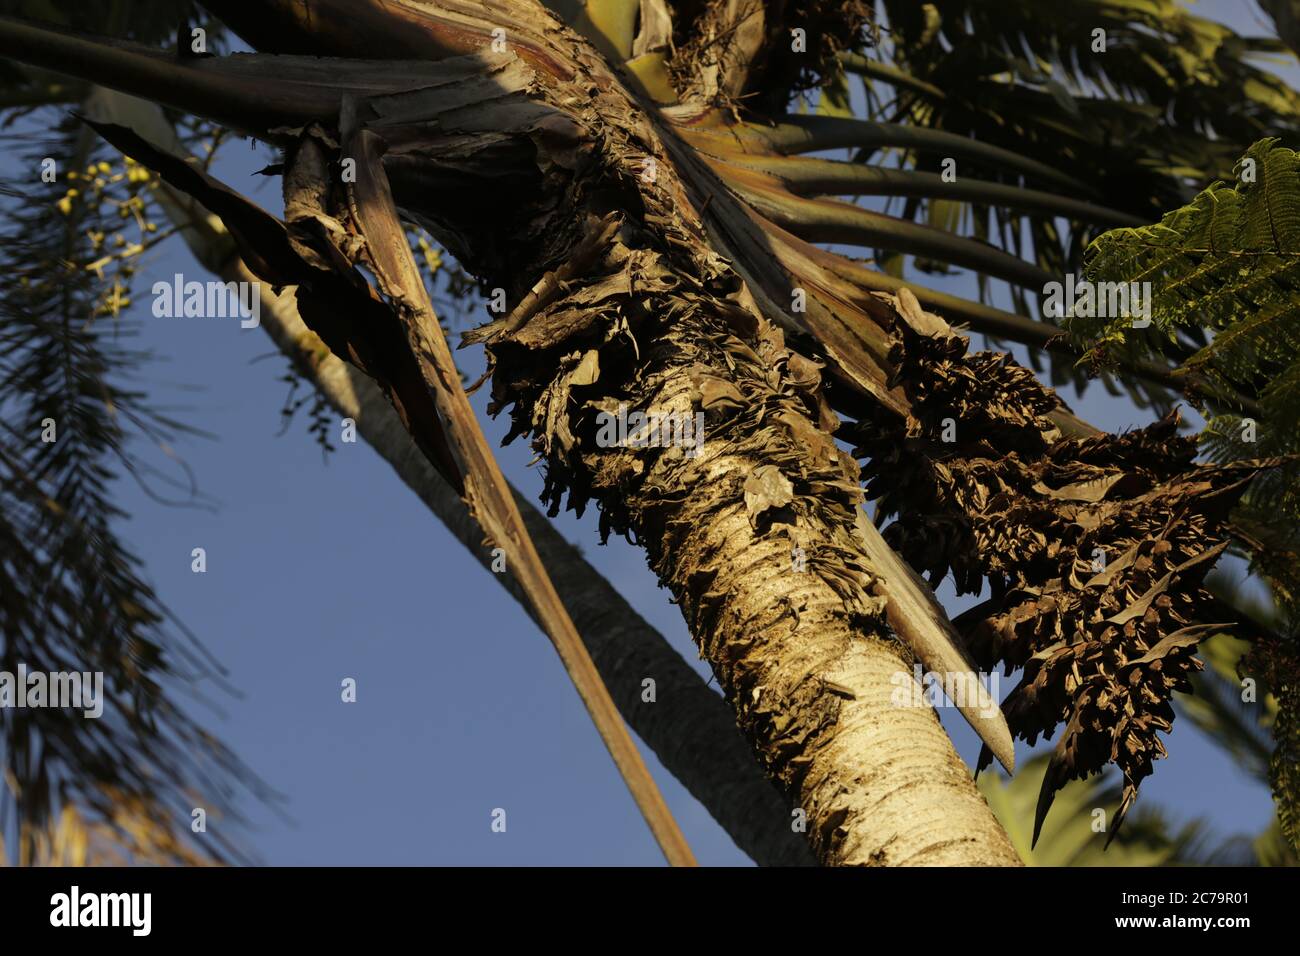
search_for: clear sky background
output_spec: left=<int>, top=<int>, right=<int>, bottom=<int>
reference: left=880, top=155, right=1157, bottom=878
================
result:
left=87, top=0, right=1288, bottom=865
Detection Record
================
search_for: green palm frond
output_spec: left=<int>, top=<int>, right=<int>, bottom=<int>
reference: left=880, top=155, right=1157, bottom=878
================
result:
left=0, top=111, right=271, bottom=865
left=869, top=0, right=1300, bottom=214
left=1175, top=620, right=1298, bottom=862
left=823, top=1, right=1300, bottom=408
left=1182, top=632, right=1276, bottom=784
left=978, top=753, right=1208, bottom=866
left=0, top=1, right=254, bottom=865
left=1076, top=138, right=1300, bottom=524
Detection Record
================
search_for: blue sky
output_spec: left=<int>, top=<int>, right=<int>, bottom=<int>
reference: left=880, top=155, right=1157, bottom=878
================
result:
left=85, top=0, right=1290, bottom=865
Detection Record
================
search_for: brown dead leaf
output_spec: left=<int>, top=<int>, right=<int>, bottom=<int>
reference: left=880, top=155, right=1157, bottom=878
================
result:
left=743, top=465, right=794, bottom=527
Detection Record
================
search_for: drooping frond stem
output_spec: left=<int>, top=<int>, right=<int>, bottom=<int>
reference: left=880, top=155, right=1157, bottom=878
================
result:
left=719, top=115, right=1096, bottom=195
left=707, top=153, right=1144, bottom=227
left=838, top=51, right=945, bottom=102
left=0, top=15, right=340, bottom=132
left=340, top=125, right=697, bottom=866
left=708, top=158, right=1055, bottom=289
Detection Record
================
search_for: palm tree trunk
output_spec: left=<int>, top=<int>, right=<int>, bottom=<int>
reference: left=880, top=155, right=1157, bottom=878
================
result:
left=10, top=0, right=1021, bottom=864
left=529, top=299, right=1020, bottom=864
left=369, top=3, right=1014, bottom=863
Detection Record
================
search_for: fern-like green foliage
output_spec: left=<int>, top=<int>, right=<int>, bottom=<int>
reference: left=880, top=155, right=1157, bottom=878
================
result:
left=1073, top=138, right=1300, bottom=854
left=1272, top=689, right=1300, bottom=853
left=1075, top=139, right=1300, bottom=542
left=1078, top=138, right=1300, bottom=430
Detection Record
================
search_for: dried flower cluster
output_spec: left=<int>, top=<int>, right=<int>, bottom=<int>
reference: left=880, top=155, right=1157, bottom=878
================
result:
left=851, top=317, right=1263, bottom=840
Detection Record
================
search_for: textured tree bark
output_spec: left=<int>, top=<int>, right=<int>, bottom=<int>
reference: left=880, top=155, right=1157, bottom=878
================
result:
left=501, top=283, right=1020, bottom=864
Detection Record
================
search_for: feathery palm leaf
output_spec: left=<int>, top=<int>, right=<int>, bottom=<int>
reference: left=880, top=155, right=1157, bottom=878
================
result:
left=0, top=111, right=266, bottom=864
